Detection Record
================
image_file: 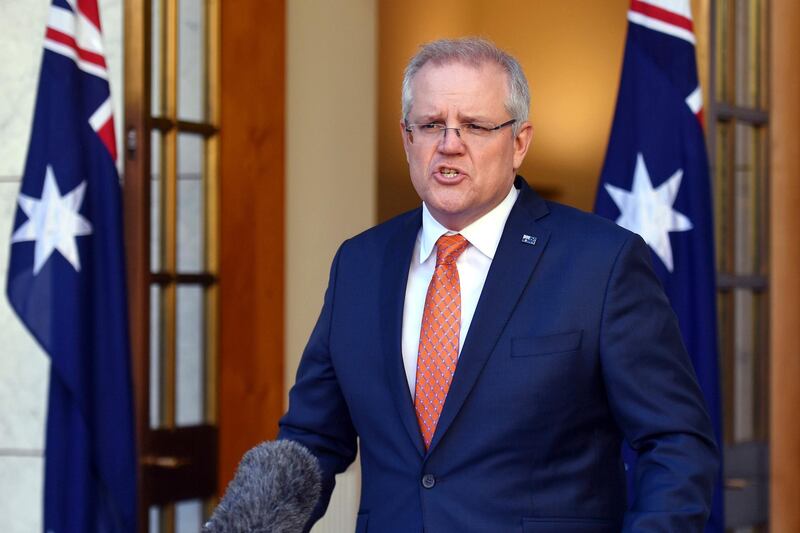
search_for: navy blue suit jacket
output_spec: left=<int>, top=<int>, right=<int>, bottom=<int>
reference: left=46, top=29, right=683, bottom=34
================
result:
left=279, top=177, right=718, bottom=532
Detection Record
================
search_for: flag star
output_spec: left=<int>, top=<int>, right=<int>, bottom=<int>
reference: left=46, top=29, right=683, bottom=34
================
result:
left=604, top=153, right=693, bottom=272
left=11, top=165, right=93, bottom=275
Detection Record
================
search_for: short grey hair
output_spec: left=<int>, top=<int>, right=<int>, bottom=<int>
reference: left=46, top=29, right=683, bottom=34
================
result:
left=401, top=37, right=530, bottom=135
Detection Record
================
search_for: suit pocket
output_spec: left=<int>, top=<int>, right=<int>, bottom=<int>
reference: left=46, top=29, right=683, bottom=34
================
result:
left=355, top=512, right=369, bottom=533
left=522, top=516, right=615, bottom=532
left=511, top=330, right=583, bottom=357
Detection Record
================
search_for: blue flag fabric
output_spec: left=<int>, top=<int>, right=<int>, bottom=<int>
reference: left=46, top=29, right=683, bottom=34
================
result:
left=594, top=1, right=723, bottom=531
left=6, top=0, right=137, bottom=531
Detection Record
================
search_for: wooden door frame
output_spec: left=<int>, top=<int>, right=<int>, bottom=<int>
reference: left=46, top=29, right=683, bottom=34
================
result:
left=123, top=0, right=286, bottom=529
left=218, top=0, right=286, bottom=487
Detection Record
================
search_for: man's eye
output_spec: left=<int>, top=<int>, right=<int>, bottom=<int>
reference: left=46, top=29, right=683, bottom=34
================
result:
left=420, top=123, right=441, bottom=130
left=463, top=123, right=490, bottom=132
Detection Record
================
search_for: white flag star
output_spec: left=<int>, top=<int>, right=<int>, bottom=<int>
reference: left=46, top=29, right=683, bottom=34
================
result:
left=11, top=165, right=93, bottom=275
left=604, top=153, right=693, bottom=272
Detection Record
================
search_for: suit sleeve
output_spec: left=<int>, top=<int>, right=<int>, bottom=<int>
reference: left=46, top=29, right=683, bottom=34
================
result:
left=599, top=233, right=719, bottom=532
left=278, top=244, right=358, bottom=528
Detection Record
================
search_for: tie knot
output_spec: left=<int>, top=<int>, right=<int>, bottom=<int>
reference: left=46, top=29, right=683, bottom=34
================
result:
left=435, top=234, right=469, bottom=265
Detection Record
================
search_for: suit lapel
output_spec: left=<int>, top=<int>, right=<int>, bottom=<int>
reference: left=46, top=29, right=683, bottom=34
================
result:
left=427, top=179, right=551, bottom=455
left=380, top=208, right=426, bottom=457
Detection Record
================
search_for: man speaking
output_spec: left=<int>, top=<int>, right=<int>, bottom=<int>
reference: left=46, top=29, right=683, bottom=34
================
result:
left=278, top=38, right=718, bottom=532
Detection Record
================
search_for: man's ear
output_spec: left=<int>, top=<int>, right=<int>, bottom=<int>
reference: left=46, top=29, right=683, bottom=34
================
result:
left=512, top=121, right=533, bottom=170
left=400, top=120, right=411, bottom=162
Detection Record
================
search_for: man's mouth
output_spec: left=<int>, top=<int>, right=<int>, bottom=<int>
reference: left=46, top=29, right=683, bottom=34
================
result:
left=433, top=165, right=467, bottom=185
left=436, top=166, right=465, bottom=180
left=441, top=168, right=459, bottom=178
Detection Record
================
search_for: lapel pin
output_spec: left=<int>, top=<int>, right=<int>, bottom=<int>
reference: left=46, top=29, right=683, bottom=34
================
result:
left=521, top=234, right=537, bottom=246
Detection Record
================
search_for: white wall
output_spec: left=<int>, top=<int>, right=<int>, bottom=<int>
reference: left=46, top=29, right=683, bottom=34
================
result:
left=0, top=1, right=124, bottom=532
left=285, top=1, right=377, bottom=531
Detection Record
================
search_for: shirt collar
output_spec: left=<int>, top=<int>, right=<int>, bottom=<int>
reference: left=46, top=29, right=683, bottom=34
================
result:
left=419, top=184, right=520, bottom=263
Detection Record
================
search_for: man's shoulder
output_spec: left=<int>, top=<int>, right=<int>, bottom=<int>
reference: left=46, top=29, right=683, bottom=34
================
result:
left=522, top=196, right=646, bottom=268
left=534, top=197, right=634, bottom=246
left=342, top=206, right=421, bottom=249
left=514, top=178, right=636, bottom=250
left=326, top=207, right=421, bottom=273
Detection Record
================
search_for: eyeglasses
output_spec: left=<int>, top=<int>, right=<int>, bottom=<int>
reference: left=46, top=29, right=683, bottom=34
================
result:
left=404, top=119, right=516, bottom=144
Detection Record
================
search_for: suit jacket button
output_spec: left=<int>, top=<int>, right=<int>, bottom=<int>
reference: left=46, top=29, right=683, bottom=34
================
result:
left=421, top=474, right=436, bottom=489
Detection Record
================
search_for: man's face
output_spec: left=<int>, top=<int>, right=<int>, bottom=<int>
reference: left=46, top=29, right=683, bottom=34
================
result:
left=401, top=61, right=533, bottom=231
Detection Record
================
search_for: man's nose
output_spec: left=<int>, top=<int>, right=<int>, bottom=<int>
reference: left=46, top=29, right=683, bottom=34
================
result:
left=438, top=127, right=466, bottom=153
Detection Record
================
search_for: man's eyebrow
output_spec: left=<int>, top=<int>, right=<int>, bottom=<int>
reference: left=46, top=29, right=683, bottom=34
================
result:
left=410, top=113, right=494, bottom=124
left=457, top=113, right=493, bottom=123
left=411, top=114, right=444, bottom=123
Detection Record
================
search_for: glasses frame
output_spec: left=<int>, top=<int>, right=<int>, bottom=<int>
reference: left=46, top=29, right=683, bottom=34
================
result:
left=404, top=118, right=517, bottom=144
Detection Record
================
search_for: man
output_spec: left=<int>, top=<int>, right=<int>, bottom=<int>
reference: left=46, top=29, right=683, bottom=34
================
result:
left=279, top=38, right=717, bottom=532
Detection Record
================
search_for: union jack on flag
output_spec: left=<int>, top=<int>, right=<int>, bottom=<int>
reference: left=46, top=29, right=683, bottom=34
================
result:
left=594, top=1, right=723, bottom=531
left=6, top=0, right=137, bottom=531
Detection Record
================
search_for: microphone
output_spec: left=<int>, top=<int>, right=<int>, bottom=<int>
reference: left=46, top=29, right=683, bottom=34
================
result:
left=203, top=439, right=322, bottom=533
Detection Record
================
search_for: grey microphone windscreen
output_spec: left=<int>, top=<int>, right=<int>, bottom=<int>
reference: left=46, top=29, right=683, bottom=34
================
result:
left=203, top=439, right=322, bottom=533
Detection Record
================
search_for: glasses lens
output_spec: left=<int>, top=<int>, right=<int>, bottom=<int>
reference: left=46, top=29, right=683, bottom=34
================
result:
left=462, top=123, right=494, bottom=137
left=419, top=124, right=444, bottom=137
left=409, top=124, right=444, bottom=144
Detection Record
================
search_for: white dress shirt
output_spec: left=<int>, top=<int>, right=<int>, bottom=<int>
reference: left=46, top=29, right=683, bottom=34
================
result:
left=401, top=185, right=520, bottom=396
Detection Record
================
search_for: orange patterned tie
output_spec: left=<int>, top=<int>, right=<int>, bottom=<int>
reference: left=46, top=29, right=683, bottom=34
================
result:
left=414, top=233, right=469, bottom=449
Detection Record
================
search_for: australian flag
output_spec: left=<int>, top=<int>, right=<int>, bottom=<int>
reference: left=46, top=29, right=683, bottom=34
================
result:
left=594, top=1, right=723, bottom=531
left=6, top=0, right=137, bottom=531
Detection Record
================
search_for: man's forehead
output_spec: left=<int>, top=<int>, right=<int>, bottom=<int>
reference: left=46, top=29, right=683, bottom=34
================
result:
left=409, top=60, right=508, bottom=114
left=415, top=58, right=505, bottom=78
